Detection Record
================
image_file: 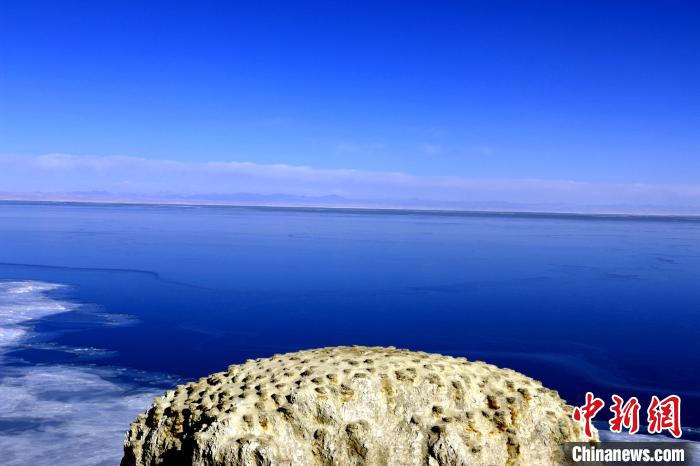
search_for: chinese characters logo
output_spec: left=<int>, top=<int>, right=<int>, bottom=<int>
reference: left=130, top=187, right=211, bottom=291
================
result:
left=572, top=392, right=681, bottom=438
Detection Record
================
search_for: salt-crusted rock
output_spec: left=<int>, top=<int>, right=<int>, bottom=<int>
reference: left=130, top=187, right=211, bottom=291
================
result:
left=122, top=346, right=594, bottom=465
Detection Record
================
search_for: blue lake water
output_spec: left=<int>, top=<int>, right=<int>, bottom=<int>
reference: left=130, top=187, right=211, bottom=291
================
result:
left=0, top=202, right=698, bottom=463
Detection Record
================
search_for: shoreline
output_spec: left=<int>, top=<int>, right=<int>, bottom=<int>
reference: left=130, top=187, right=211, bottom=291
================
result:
left=2, top=198, right=700, bottom=223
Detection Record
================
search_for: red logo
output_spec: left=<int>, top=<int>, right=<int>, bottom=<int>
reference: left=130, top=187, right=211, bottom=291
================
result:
left=647, top=395, right=682, bottom=438
left=572, top=391, right=605, bottom=438
left=572, top=392, right=682, bottom=438
left=609, top=395, right=641, bottom=434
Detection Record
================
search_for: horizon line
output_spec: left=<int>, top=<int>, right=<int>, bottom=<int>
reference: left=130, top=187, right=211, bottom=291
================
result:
left=2, top=198, right=699, bottom=223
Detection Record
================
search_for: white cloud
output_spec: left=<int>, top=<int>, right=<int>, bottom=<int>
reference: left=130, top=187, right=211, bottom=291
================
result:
left=1, top=153, right=700, bottom=213
left=471, top=145, right=495, bottom=156
left=420, top=143, right=444, bottom=155
left=333, top=142, right=386, bottom=154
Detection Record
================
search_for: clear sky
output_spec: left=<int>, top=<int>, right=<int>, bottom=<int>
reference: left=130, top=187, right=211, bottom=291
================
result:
left=0, top=1, right=699, bottom=210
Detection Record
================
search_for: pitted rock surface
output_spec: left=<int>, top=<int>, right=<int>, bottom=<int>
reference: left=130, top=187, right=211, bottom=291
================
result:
left=122, top=346, right=594, bottom=465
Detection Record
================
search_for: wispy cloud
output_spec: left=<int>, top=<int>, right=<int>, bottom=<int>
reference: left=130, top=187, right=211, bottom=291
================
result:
left=255, top=116, right=294, bottom=127
left=332, top=142, right=386, bottom=154
left=471, top=145, right=495, bottom=156
left=1, top=154, right=700, bottom=213
left=420, top=143, right=444, bottom=155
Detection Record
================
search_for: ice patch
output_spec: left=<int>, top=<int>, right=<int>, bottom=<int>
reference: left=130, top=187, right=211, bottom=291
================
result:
left=0, top=281, right=75, bottom=351
left=0, top=280, right=171, bottom=466
left=600, top=429, right=700, bottom=464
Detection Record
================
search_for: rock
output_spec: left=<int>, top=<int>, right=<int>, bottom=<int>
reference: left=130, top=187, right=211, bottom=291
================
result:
left=122, top=346, right=595, bottom=465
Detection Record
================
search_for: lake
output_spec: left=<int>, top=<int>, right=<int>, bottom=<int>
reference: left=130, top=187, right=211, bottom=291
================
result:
left=0, top=201, right=698, bottom=464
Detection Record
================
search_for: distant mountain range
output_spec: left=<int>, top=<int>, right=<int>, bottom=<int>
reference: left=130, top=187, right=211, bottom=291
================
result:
left=1, top=191, right=699, bottom=216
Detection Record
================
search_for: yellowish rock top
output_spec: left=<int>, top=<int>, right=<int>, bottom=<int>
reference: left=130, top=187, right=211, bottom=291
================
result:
left=122, top=346, right=594, bottom=465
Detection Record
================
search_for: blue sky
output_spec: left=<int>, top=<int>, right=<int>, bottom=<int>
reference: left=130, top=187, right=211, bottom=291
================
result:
left=0, top=1, right=699, bottom=209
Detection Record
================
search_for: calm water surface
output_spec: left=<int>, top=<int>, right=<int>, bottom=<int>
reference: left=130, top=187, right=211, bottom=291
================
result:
left=0, top=202, right=698, bottom=457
